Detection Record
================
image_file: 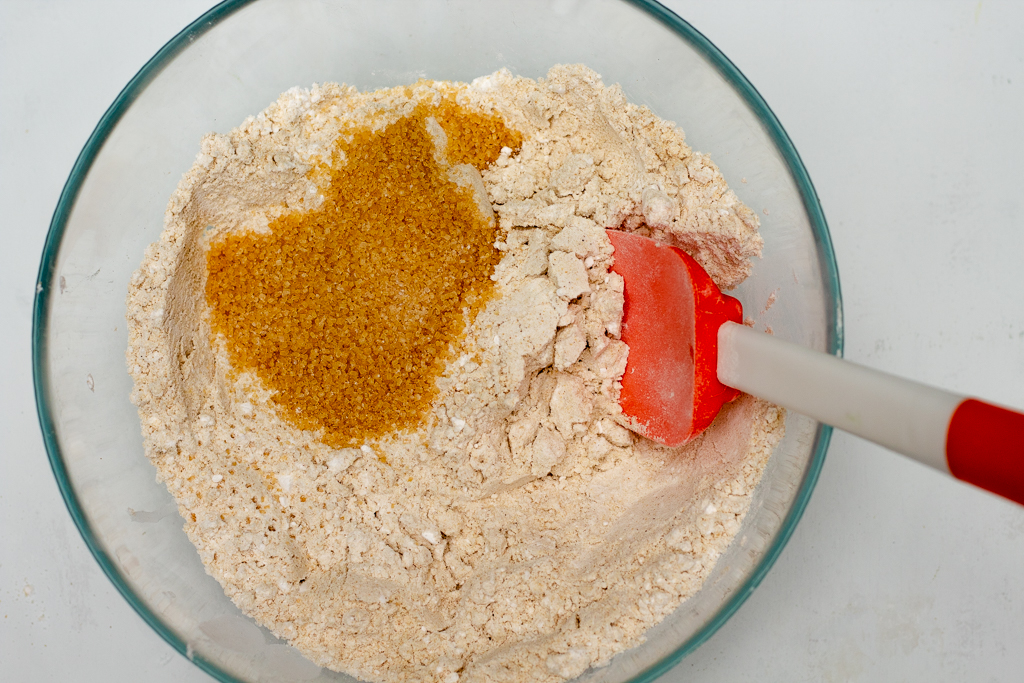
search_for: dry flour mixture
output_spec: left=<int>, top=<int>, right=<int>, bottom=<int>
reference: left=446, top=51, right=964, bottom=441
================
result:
left=126, top=65, right=783, bottom=683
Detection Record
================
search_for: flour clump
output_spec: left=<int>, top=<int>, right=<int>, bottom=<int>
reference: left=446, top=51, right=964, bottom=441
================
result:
left=126, top=64, right=782, bottom=683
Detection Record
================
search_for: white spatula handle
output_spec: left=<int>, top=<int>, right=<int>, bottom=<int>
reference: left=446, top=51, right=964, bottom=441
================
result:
left=717, top=321, right=1024, bottom=506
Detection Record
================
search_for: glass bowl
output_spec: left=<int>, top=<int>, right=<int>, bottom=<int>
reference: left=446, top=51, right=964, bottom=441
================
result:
left=32, top=1, right=842, bottom=681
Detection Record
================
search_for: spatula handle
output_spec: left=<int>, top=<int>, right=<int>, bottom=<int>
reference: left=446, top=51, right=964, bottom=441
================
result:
left=718, top=321, right=1024, bottom=506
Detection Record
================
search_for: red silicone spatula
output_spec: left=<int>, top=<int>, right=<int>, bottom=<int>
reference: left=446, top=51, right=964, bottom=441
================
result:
left=606, top=229, right=1024, bottom=507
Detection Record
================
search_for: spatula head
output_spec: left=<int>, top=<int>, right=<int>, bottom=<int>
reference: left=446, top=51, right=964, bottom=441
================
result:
left=606, top=230, right=743, bottom=446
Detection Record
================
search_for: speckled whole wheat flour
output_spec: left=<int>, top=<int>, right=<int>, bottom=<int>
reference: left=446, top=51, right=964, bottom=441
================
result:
left=126, top=65, right=783, bottom=683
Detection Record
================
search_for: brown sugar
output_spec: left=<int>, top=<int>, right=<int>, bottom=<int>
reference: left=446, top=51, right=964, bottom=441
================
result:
left=205, top=101, right=522, bottom=447
left=434, top=97, right=521, bottom=169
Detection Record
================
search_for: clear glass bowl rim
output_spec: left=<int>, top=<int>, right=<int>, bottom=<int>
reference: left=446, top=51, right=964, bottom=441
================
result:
left=31, top=1, right=844, bottom=681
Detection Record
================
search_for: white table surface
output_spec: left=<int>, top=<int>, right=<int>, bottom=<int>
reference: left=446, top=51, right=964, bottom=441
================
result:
left=3, top=1, right=1023, bottom=681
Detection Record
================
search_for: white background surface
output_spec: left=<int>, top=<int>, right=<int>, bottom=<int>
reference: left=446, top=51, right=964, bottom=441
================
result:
left=2, top=1, right=1023, bottom=681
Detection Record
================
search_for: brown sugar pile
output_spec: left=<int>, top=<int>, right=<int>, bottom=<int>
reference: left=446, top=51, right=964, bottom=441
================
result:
left=205, top=101, right=521, bottom=447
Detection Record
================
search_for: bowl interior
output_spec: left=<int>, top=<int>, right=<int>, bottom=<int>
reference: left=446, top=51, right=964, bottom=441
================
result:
left=34, top=1, right=840, bottom=682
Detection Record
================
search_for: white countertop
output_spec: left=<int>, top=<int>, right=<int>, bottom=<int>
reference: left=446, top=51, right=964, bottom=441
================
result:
left=3, top=1, right=1022, bottom=681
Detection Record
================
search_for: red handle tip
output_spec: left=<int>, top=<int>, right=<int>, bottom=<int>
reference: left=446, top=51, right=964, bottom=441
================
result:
left=947, top=398, right=1024, bottom=507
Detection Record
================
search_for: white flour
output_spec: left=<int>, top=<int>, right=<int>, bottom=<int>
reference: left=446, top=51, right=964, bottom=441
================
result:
left=126, top=65, right=782, bottom=683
